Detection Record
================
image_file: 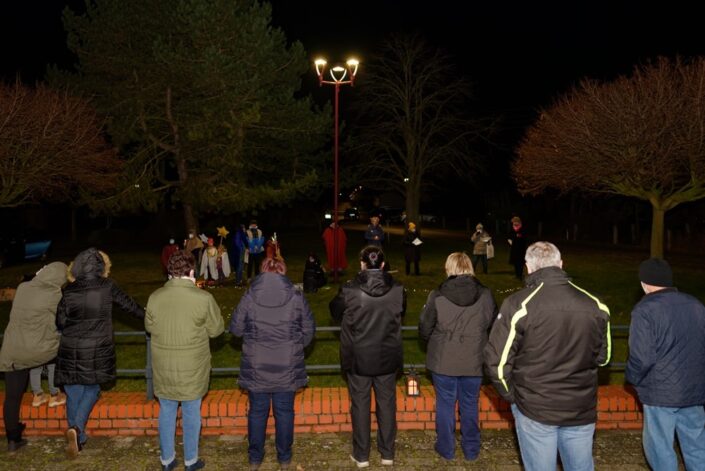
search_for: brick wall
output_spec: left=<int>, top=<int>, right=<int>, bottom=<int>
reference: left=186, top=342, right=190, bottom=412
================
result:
left=0, top=385, right=642, bottom=437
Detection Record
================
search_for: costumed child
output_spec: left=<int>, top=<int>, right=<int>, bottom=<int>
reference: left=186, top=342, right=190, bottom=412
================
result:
left=200, top=230, right=231, bottom=286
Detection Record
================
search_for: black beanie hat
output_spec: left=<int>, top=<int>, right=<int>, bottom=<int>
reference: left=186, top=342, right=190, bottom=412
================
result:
left=638, top=258, right=673, bottom=287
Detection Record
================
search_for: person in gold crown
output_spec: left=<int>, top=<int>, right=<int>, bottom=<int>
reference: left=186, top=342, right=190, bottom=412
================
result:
left=200, top=238, right=230, bottom=287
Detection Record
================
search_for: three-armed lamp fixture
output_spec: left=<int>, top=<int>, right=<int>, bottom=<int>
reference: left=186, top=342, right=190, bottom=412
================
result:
left=313, top=56, right=360, bottom=283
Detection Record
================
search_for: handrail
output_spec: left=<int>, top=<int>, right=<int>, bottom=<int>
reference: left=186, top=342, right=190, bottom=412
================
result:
left=1, top=325, right=630, bottom=401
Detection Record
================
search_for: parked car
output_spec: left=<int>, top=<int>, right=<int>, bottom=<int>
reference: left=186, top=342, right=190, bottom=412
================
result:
left=419, top=213, right=438, bottom=224
left=344, top=207, right=359, bottom=221
left=0, top=233, right=52, bottom=269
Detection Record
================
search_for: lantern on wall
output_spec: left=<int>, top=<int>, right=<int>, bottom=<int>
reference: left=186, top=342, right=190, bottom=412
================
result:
left=405, top=368, right=420, bottom=397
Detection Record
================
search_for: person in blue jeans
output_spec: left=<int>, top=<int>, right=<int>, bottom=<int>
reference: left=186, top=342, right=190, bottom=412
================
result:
left=230, top=257, right=315, bottom=471
left=146, top=250, right=224, bottom=471
left=55, top=249, right=144, bottom=458
left=626, top=258, right=705, bottom=471
left=485, top=242, right=611, bottom=471
left=418, top=252, right=496, bottom=461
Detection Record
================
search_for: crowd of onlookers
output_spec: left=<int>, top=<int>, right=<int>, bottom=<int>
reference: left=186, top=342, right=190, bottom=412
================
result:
left=1, top=223, right=704, bottom=471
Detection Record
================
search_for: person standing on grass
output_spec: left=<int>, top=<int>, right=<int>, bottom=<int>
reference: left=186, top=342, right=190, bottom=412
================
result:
left=246, top=220, right=265, bottom=280
left=626, top=258, right=705, bottom=471
left=402, top=222, right=422, bottom=276
left=419, top=252, right=496, bottom=462
left=484, top=241, right=611, bottom=471
left=330, top=246, right=406, bottom=468
left=146, top=250, right=224, bottom=471
left=507, top=216, right=527, bottom=280
left=0, top=262, right=68, bottom=452
left=230, top=257, right=315, bottom=471
left=470, top=223, right=491, bottom=274
left=364, top=215, right=385, bottom=247
left=55, top=248, right=144, bottom=458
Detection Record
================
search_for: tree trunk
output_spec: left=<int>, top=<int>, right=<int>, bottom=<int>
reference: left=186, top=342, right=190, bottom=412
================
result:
left=175, top=154, right=198, bottom=233
left=405, top=184, right=421, bottom=227
left=650, top=203, right=666, bottom=259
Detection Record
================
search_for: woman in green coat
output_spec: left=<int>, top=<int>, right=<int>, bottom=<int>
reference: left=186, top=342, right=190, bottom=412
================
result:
left=0, top=262, right=67, bottom=452
left=145, top=250, right=224, bottom=471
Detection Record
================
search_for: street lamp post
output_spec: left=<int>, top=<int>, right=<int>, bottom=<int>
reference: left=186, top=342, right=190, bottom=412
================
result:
left=314, top=57, right=359, bottom=282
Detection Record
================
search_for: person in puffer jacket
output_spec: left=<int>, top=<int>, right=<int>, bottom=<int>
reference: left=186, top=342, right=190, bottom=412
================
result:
left=419, top=252, right=496, bottom=462
left=230, top=257, right=315, bottom=471
left=329, top=246, right=406, bottom=468
left=55, top=248, right=144, bottom=458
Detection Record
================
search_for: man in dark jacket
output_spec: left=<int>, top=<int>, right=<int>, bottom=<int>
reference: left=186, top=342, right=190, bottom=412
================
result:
left=484, top=242, right=611, bottom=471
left=626, top=258, right=705, bottom=471
left=330, top=246, right=405, bottom=468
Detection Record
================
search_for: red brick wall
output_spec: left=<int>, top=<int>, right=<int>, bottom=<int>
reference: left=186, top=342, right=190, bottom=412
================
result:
left=0, top=385, right=642, bottom=436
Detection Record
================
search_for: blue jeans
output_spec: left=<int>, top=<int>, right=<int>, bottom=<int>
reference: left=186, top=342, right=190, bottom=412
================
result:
left=432, top=373, right=482, bottom=460
left=643, top=404, right=705, bottom=471
left=248, top=391, right=295, bottom=464
left=158, top=398, right=201, bottom=467
left=512, top=404, right=595, bottom=471
left=64, top=384, right=101, bottom=444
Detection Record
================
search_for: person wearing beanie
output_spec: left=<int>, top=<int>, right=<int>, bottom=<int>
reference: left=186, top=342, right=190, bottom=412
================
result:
left=470, top=223, right=492, bottom=274
left=626, top=258, right=705, bottom=470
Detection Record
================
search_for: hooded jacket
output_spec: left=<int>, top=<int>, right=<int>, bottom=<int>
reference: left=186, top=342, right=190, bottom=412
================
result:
left=419, top=275, right=496, bottom=376
left=230, top=273, right=315, bottom=392
left=0, top=262, right=67, bottom=371
left=146, top=278, right=224, bottom=401
left=55, top=248, right=144, bottom=385
left=330, top=269, right=406, bottom=376
left=484, top=266, right=611, bottom=426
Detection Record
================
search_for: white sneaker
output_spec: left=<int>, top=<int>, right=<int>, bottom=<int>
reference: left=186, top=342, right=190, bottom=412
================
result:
left=381, top=458, right=394, bottom=466
left=350, top=455, right=369, bottom=468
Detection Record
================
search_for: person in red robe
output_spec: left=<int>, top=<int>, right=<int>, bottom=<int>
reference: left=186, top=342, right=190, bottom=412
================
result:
left=322, top=222, right=348, bottom=274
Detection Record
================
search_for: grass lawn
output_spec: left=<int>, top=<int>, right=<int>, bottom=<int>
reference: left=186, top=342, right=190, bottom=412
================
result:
left=1, top=224, right=704, bottom=394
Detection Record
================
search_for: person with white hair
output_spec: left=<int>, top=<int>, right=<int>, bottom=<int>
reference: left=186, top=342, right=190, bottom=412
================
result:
left=485, top=241, right=611, bottom=471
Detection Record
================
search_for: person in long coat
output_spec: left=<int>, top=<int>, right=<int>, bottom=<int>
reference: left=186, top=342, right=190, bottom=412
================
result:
left=402, top=222, right=422, bottom=275
left=146, top=250, right=224, bottom=471
left=418, top=252, right=496, bottom=461
left=230, top=257, right=315, bottom=470
left=507, top=216, right=527, bottom=280
left=55, top=248, right=144, bottom=458
left=0, top=262, right=67, bottom=452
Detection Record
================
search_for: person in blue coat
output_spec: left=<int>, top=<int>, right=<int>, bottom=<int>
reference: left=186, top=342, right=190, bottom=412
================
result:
left=230, top=224, right=248, bottom=286
left=626, top=258, right=705, bottom=471
left=230, top=257, right=315, bottom=470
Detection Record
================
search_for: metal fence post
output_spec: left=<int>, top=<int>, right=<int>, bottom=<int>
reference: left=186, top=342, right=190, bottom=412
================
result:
left=145, top=333, right=154, bottom=401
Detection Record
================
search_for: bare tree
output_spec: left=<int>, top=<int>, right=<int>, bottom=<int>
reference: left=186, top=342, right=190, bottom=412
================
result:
left=355, top=35, right=488, bottom=225
left=514, top=57, right=705, bottom=258
left=0, top=81, right=120, bottom=208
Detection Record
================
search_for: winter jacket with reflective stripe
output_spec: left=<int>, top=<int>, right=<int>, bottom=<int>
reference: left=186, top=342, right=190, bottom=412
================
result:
left=626, top=288, right=705, bottom=407
left=484, top=266, right=611, bottom=426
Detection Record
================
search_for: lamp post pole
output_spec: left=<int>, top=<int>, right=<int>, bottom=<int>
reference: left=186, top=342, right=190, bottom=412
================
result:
left=314, top=58, right=359, bottom=283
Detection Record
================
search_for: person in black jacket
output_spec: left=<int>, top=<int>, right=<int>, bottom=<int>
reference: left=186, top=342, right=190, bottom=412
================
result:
left=484, top=242, right=610, bottom=471
left=302, top=253, right=327, bottom=293
left=55, top=248, right=144, bottom=458
left=402, top=222, right=422, bottom=276
left=329, top=246, right=406, bottom=468
left=419, top=252, right=496, bottom=461
left=230, top=257, right=315, bottom=471
left=626, top=258, right=705, bottom=470
left=507, top=216, right=527, bottom=280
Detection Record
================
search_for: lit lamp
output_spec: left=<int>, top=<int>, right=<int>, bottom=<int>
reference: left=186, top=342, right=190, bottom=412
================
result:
left=314, top=56, right=360, bottom=283
left=405, top=368, right=420, bottom=397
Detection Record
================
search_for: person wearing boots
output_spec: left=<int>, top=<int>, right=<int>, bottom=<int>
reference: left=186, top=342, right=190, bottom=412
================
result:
left=402, top=222, right=422, bottom=276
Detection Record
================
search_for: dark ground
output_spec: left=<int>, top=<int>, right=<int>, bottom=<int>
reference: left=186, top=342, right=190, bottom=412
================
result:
left=1, top=429, right=670, bottom=470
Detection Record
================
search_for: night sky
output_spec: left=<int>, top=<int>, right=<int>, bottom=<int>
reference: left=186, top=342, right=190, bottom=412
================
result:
left=2, top=1, right=705, bottom=195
